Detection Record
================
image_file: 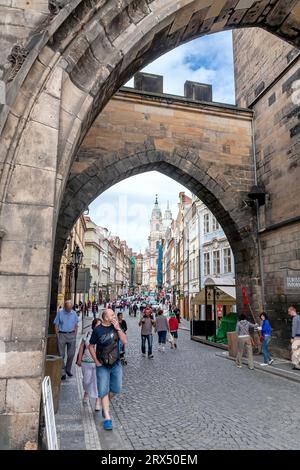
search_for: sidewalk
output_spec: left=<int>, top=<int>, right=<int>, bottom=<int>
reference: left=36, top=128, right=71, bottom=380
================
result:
left=179, top=317, right=190, bottom=331
left=55, top=312, right=101, bottom=450
left=55, top=310, right=130, bottom=450
left=216, top=350, right=300, bottom=383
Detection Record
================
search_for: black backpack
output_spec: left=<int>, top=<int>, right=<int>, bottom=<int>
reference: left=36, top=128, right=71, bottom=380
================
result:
left=97, top=330, right=119, bottom=367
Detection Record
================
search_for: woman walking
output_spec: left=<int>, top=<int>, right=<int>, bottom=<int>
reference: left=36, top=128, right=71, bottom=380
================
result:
left=155, top=309, right=169, bottom=352
left=235, top=314, right=258, bottom=370
left=259, top=312, right=274, bottom=366
left=169, top=311, right=179, bottom=349
left=76, top=318, right=101, bottom=410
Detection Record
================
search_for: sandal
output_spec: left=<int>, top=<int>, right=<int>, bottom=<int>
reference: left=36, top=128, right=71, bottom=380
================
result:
left=103, top=419, right=113, bottom=431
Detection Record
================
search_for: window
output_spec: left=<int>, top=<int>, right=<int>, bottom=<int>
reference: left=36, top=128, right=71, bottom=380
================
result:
left=204, top=253, right=210, bottom=276
left=189, top=261, right=192, bottom=279
left=156, top=224, right=160, bottom=231
left=192, top=258, right=195, bottom=279
left=204, top=213, right=210, bottom=234
left=213, top=250, right=220, bottom=275
left=224, top=248, right=232, bottom=273
left=212, top=217, right=220, bottom=231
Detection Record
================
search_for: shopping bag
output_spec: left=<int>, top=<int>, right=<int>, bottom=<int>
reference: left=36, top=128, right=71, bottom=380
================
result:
left=168, top=333, right=174, bottom=344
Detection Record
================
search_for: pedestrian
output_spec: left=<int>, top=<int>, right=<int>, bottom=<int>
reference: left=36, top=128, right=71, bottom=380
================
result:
left=155, top=309, right=169, bottom=352
left=76, top=318, right=102, bottom=410
left=168, top=311, right=179, bottom=349
left=88, top=309, right=128, bottom=431
left=259, top=312, right=274, bottom=366
left=117, top=312, right=128, bottom=365
left=288, top=305, right=300, bottom=370
left=133, top=302, right=138, bottom=317
left=92, top=301, right=97, bottom=319
left=139, top=305, right=155, bottom=358
left=54, top=299, right=79, bottom=380
left=174, top=305, right=181, bottom=323
left=235, top=313, right=258, bottom=370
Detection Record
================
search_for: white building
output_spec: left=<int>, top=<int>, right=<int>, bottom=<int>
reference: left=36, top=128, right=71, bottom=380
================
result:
left=198, top=200, right=235, bottom=319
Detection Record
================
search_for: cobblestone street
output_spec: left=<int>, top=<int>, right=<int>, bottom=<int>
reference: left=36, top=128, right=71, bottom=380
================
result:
left=97, top=311, right=300, bottom=450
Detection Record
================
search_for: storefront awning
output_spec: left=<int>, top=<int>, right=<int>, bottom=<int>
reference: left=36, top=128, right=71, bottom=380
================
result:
left=191, top=277, right=236, bottom=306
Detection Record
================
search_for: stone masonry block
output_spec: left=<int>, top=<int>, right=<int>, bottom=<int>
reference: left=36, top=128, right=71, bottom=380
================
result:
left=0, top=348, right=44, bottom=379
left=6, top=164, right=56, bottom=205
left=6, top=378, right=41, bottom=413
left=0, top=275, right=50, bottom=309
left=1, top=203, right=54, bottom=243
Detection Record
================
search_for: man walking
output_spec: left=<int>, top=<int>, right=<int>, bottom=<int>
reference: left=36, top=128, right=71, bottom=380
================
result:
left=139, top=305, right=155, bottom=358
left=54, top=300, right=79, bottom=380
left=288, top=305, right=300, bottom=370
left=88, top=309, right=127, bottom=431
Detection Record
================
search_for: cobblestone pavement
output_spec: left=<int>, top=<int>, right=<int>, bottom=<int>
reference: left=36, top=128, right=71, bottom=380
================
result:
left=97, top=310, right=300, bottom=450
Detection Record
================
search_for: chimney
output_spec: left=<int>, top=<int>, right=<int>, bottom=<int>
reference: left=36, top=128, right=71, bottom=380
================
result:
left=184, top=81, right=212, bottom=102
left=134, top=72, right=163, bottom=94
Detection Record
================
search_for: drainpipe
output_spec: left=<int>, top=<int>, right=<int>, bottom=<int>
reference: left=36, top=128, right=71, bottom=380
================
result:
left=251, top=114, right=266, bottom=310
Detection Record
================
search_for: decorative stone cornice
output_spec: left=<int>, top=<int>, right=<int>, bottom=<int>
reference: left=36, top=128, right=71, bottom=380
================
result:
left=6, top=45, right=28, bottom=82
left=48, top=0, right=69, bottom=15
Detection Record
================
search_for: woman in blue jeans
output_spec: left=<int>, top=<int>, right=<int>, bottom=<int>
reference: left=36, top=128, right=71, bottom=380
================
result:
left=155, top=309, right=169, bottom=352
left=259, top=312, right=274, bottom=366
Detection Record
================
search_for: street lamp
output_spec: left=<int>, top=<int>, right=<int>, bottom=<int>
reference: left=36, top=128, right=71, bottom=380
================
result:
left=71, top=245, right=83, bottom=309
left=93, top=281, right=97, bottom=302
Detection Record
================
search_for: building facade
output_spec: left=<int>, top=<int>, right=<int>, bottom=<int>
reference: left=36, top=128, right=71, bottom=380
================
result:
left=57, top=215, right=87, bottom=307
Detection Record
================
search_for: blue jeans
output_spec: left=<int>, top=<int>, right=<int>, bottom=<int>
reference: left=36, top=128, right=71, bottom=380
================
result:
left=158, top=331, right=167, bottom=344
left=262, top=335, right=271, bottom=363
left=96, top=362, right=122, bottom=398
left=141, top=334, right=153, bottom=355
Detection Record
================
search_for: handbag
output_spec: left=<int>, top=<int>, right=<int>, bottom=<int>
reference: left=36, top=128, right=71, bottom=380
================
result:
left=168, top=333, right=174, bottom=344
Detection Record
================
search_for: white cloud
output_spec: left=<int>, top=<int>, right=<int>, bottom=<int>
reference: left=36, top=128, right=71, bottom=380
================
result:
left=89, top=172, right=191, bottom=252
left=126, top=31, right=235, bottom=104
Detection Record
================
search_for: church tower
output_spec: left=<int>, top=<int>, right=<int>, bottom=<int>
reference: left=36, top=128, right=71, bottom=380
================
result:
left=148, top=195, right=163, bottom=291
left=163, top=200, right=173, bottom=233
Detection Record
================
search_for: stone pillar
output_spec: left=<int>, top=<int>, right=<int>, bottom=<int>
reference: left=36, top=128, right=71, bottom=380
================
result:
left=0, top=65, right=62, bottom=449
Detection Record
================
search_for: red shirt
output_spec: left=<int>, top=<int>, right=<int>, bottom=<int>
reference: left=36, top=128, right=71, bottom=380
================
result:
left=169, top=317, right=179, bottom=332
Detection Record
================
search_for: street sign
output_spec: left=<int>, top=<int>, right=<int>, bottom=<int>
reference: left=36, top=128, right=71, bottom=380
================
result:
left=76, top=268, right=92, bottom=293
left=282, top=267, right=300, bottom=293
left=42, top=376, right=58, bottom=450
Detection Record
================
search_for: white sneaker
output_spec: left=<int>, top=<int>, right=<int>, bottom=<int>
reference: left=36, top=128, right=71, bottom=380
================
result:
left=162, top=346, right=165, bottom=352
left=236, top=365, right=242, bottom=368
left=268, top=359, right=274, bottom=365
left=260, top=363, right=268, bottom=366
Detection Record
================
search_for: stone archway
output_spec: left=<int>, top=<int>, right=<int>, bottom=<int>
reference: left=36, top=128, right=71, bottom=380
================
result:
left=51, top=87, right=258, bottom=326
left=1, top=0, right=300, bottom=449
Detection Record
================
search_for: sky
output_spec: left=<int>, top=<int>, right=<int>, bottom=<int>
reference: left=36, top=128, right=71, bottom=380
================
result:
left=89, top=31, right=235, bottom=251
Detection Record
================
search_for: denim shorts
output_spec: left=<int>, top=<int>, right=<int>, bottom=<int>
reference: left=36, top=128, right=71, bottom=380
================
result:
left=96, top=361, right=122, bottom=398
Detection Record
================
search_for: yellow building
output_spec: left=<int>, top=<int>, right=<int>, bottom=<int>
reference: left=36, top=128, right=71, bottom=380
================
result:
left=57, top=215, right=87, bottom=307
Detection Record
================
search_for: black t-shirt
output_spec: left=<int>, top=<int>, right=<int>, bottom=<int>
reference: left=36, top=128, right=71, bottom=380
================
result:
left=89, top=324, right=119, bottom=363
left=119, top=319, right=127, bottom=333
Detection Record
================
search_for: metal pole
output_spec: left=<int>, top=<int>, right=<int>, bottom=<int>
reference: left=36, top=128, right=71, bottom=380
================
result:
left=213, top=286, right=216, bottom=342
left=205, top=285, right=208, bottom=340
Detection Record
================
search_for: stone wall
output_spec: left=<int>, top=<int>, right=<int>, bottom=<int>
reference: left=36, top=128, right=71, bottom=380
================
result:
left=233, top=28, right=300, bottom=355
left=1, top=0, right=300, bottom=449
left=233, top=28, right=299, bottom=107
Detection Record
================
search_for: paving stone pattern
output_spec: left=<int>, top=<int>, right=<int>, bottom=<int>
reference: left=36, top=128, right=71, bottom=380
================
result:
left=103, top=311, right=300, bottom=450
